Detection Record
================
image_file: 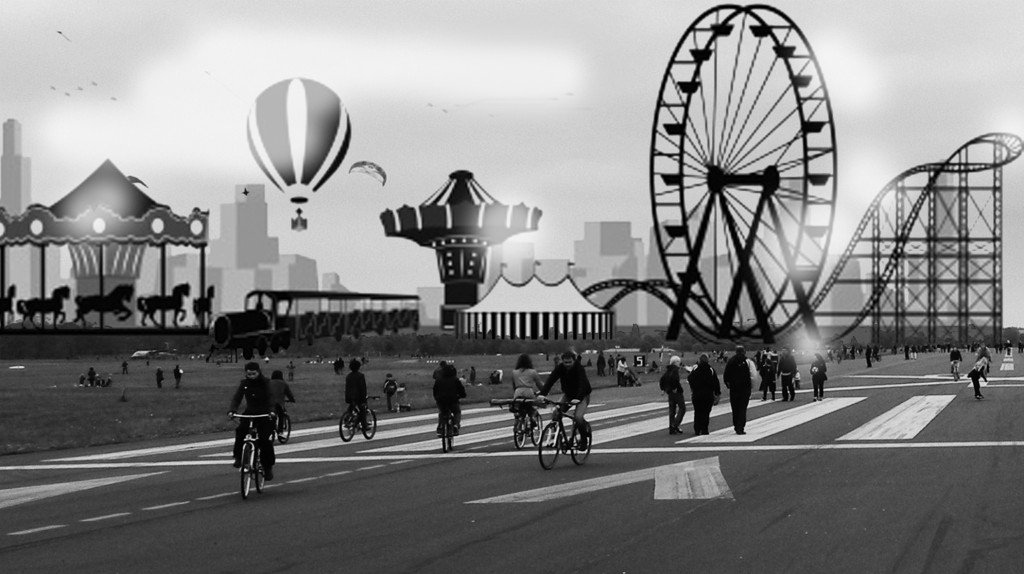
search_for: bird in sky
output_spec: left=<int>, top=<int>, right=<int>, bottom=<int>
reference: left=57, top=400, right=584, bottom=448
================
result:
left=57, top=31, right=71, bottom=42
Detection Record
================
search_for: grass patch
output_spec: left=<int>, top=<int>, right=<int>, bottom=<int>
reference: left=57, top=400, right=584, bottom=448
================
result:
left=0, top=353, right=628, bottom=455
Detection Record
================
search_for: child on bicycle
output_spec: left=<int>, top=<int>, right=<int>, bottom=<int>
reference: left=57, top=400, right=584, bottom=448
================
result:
left=537, top=350, right=593, bottom=448
left=433, top=362, right=466, bottom=435
left=511, top=353, right=543, bottom=419
left=228, top=361, right=277, bottom=480
left=344, top=359, right=368, bottom=429
left=269, top=369, right=296, bottom=434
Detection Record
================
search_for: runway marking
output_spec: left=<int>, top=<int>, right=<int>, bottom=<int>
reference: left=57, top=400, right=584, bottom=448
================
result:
left=286, top=477, right=319, bottom=484
left=195, top=492, right=234, bottom=501
left=682, top=397, right=864, bottom=443
left=0, top=472, right=166, bottom=510
left=360, top=403, right=667, bottom=453
left=81, top=512, right=131, bottom=522
left=838, top=396, right=955, bottom=441
left=142, top=501, right=189, bottom=511
left=8, top=524, right=66, bottom=536
left=356, top=464, right=386, bottom=471
left=593, top=401, right=771, bottom=444
left=467, top=457, right=732, bottom=503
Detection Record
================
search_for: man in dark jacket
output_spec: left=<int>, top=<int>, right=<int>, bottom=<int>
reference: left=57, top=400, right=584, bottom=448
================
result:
left=433, top=362, right=466, bottom=435
left=538, top=351, right=593, bottom=445
left=687, top=353, right=721, bottom=435
left=268, top=369, right=296, bottom=434
left=659, top=355, right=685, bottom=435
left=345, top=359, right=368, bottom=428
left=778, top=348, right=798, bottom=401
left=723, top=345, right=753, bottom=434
left=228, top=361, right=276, bottom=480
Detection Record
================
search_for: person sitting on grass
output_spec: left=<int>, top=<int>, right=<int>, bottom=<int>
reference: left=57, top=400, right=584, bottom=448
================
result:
left=433, top=362, right=466, bottom=436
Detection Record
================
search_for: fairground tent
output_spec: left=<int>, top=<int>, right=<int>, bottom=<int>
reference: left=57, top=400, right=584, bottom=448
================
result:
left=455, top=276, right=614, bottom=340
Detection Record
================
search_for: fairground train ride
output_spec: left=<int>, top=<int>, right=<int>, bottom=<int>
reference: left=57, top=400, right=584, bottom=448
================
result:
left=583, top=4, right=1022, bottom=346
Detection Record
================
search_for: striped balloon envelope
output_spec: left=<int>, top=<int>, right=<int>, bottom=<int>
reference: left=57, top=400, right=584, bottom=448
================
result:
left=246, top=78, right=352, bottom=208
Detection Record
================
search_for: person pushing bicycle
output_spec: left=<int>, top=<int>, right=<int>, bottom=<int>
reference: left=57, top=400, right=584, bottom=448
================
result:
left=537, top=350, right=593, bottom=449
left=228, top=361, right=277, bottom=481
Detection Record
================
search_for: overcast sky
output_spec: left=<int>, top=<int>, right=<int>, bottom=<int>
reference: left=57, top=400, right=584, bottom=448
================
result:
left=3, top=0, right=1024, bottom=325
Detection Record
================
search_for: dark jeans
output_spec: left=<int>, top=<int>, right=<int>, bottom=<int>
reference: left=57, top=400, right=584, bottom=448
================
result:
left=233, top=417, right=276, bottom=468
left=813, top=379, right=825, bottom=399
left=762, top=380, right=776, bottom=400
left=729, top=386, right=751, bottom=432
left=667, top=391, right=685, bottom=431
left=437, top=401, right=462, bottom=432
left=780, top=374, right=795, bottom=401
left=970, top=372, right=983, bottom=396
left=691, top=395, right=714, bottom=434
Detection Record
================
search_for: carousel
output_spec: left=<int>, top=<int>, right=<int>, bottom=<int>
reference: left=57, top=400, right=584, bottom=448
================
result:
left=0, top=160, right=210, bottom=332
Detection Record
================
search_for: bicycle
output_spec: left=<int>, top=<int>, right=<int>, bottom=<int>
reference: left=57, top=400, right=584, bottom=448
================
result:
left=230, top=413, right=274, bottom=500
left=537, top=397, right=590, bottom=470
left=339, top=395, right=379, bottom=442
left=490, top=397, right=543, bottom=449
left=439, top=408, right=457, bottom=453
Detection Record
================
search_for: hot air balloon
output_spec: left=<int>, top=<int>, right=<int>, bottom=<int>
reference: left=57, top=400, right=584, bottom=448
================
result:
left=246, top=78, right=352, bottom=226
left=348, top=160, right=387, bottom=186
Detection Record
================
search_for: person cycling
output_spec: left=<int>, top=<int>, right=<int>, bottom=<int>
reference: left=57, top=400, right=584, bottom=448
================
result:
left=268, top=369, right=296, bottom=433
left=228, top=362, right=276, bottom=481
left=433, top=362, right=466, bottom=435
left=511, top=353, right=543, bottom=419
left=537, top=350, right=593, bottom=448
left=344, top=359, right=368, bottom=429
left=949, top=346, right=963, bottom=381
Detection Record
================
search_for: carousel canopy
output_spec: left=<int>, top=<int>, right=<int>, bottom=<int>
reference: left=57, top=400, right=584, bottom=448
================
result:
left=466, top=275, right=606, bottom=313
left=0, top=159, right=208, bottom=247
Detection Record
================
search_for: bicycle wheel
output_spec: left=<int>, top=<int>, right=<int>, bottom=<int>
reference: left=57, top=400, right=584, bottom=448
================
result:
left=538, top=422, right=561, bottom=470
left=277, top=413, right=291, bottom=444
left=513, top=417, right=527, bottom=450
left=362, top=409, right=377, bottom=440
left=255, top=453, right=265, bottom=493
left=441, top=420, right=451, bottom=453
left=339, top=412, right=355, bottom=442
left=530, top=412, right=543, bottom=446
left=570, top=424, right=591, bottom=466
left=240, top=442, right=254, bottom=500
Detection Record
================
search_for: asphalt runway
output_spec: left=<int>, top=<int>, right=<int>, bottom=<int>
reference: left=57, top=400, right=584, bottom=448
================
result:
left=2, top=352, right=1023, bottom=573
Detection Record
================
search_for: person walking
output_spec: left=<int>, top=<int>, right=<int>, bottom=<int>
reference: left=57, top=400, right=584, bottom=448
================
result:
left=778, top=348, right=797, bottom=401
left=596, top=352, right=607, bottom=377
left=687, top=353, right=721, bottom=435
left=616, top=356, right=627, bottom=387
left=286, top=360, right=296, bottom=382
left=173, top=364, right=183, bottom=389
left=810, top=353, right=828, bottom=401
left=968, top=356, right=988, bottom=399
left=659, top=355, right=685, bottom=435
left=759, top=352, right=777, bottom=401
left=155, top=367, right=164, bottom=389
left=723, top=345, right=754, bottom=434
left=950, top=346, right=963, bottom=381
left=121, top=360, right=128, bottom=375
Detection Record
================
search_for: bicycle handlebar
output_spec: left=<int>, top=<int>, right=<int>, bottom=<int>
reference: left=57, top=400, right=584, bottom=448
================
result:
left=537, top=396, right=581, bottom=407
left=229, top=413, right=276, bottom=419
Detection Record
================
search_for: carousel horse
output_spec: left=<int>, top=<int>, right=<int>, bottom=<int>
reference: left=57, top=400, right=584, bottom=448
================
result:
left=0, top=284, right=15, bottom=323
left=192, top=285, right=215, bottom=325
left=74, top=284, right=135, bottom=324
left=17, top=285, right=71, bottom=327
left=137, top=283, right=191, bottom=327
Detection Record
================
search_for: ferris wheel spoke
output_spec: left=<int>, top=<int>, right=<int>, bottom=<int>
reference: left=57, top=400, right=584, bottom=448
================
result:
left=724, top=94, right=801, bottom=172
left=715, top=12, right=752, bottom=164
left=718, top=49, right=785, bottom=169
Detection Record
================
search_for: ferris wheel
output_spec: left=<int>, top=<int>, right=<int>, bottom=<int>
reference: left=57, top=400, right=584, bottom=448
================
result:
left=650, top=4, right=838, bottom=342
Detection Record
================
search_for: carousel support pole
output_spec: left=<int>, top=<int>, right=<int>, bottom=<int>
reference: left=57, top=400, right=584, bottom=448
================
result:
left=0, top=245, right=5, bottom=329
left=160, top=244, right=167, bottom=329
left=199, top=245, right=207, bottom=329
left=97, top=243, right=105, bottom=329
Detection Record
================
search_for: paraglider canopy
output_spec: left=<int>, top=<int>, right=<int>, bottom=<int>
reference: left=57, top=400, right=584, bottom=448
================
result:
left=348, top=160, right=386, bottom=186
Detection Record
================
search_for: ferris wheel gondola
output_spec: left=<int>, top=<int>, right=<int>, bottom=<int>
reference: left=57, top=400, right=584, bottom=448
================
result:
left=650, top=4, right=838, bottom=342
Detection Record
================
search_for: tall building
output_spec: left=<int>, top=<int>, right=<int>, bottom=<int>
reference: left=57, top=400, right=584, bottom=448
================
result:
left=0, top=119, right=56, bottom=298
left=572, top=221, right=644, bottom=327
left=645, top=223, right=671, bottom=326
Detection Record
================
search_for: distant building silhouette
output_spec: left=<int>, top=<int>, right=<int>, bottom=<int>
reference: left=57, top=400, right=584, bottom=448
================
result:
left=572, top=221, right=644, bottom=327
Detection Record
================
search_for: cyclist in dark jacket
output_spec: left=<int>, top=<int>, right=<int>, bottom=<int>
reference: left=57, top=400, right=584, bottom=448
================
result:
left=433, top=362, right=466, bottom=435
left=268, top=369, right=296, bottom=434
left=538, top=351, right=593, bottom=445
left=687, top=353, right=721, bottom=435
left=345, top=359, right=368, bottom=427
left=659, top=356, right=685, bottom=435
left=228, top=362, right=276, bottom=480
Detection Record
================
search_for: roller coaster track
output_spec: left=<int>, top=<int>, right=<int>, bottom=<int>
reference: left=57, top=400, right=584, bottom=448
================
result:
left=801, top=132, right=1021, bottom=342
left=583, top=133, right=1021, bottom=344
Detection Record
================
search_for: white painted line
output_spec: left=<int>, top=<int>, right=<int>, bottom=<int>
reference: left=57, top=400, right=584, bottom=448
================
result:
left=0, top=472, right=166, bottom=510
left=683, top=397, right=865, bottom=443
left=356, top=464, right=387, bottom=471
left=286, top=477, right=319, bottom=484
left=142, top=501, right=190, bottom=511
left=361, top=403, right=667, bottom=453
left=195, top=492, right=235, bottom=501
left=594, top=401, right=772, bottom=444
left=322, top=471, right=352, bottom=477
left=81, top=512, right=131, bottom=522
left=9, top=524, right=66, bottom=536
left=838, top=396, right=955, bottom=441
left=468, top=457, right=732, bottom=503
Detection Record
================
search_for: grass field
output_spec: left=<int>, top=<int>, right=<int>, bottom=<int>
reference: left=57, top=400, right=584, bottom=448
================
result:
left=0, top=352, right=642, bottom=455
